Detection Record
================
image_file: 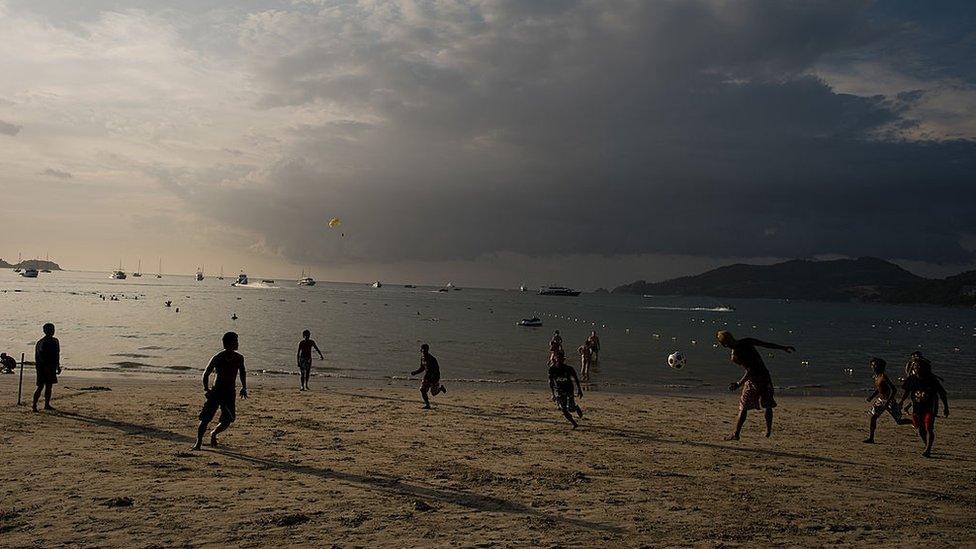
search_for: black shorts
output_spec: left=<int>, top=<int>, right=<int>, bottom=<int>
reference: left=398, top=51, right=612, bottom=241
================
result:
left=35, top=366, right=58, bottom=386
left=199, top=390, right=236, bottom=424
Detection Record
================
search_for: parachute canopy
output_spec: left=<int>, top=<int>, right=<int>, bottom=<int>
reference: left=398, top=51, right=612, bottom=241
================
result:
left=328, top=217, right=342, bottom=229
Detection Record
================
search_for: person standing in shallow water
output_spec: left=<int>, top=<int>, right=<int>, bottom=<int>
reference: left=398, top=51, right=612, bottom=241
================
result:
left=33, top=323, right=61, bottom=412
left=193, top=332, right=248, bottom=450
left=411, top=343, right=446, bottom=409
left=717, top=330, right=795, bottom=440
left=296, top=329, right=324, bottom=391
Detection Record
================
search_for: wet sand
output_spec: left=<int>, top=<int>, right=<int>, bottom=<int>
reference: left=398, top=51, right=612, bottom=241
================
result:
left=1, top=375, right=974, bottom=547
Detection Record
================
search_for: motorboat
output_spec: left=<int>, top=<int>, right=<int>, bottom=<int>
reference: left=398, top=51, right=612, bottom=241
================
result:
left=517, top=317, right=543, bottom=327
left=519, top=285, right=527, bottom=292
left=196, top=268, right=204, bottom=281
left=371, top=281, right=382, bottom=288
left=21, top=268, right=38, bottom=278
left=111, top=270, right=126, bottom=280
left=539, top=285, right=581, bottom=296
left=404, top=284, right=416, bottom=288
left=445, top=282, right=455, bottom=289
left=156, top=259, right=163, bottom=279
left=232, top=272, right=249, bottom=286
left=261, top=279, right=275, bottom=284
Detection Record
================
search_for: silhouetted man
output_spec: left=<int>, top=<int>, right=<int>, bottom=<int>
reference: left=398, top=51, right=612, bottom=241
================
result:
left=717, top=331, right=794, bottom=440
left=411, top=343, right=446, bottom=409
left=33, top=323, right=61, bottom=412
left=296, top=329, right=324, bottom=391
left=193, top=332, right=248, bottom=450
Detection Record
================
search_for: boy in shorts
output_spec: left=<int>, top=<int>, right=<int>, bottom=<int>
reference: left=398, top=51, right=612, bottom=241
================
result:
left=898, top=357, right=949, bottom=457
left=548, top=351, right=584, bottom=428
left=863, top=357, right=910, bottom=443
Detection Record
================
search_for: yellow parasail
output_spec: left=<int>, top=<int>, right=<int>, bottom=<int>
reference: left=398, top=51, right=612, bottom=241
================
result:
left=328, top=217, right=342, bottom=229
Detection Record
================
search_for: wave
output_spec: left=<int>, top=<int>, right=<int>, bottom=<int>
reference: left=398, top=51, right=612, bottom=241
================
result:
left=641, top=305, right=735, bottom=312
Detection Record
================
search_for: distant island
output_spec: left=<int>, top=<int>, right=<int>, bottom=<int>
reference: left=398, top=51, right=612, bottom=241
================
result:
left=612, top=257, right=976, bottom=307
left=0, top=259, right=63, bottom=271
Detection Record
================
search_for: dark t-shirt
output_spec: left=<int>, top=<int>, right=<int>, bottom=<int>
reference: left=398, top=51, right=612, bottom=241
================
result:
left=209, top=350, right=244, bottom=394
left=902, top=374, right=945, bottom=413
left=419, top=354, right=440, bottom=381
left=35, top=336, right=60, bottom=371
left=731, top=338, right=771, bottom=386
left=548, top=364, right=576, bottom=394
left=1, top=355, right=16, bottom=370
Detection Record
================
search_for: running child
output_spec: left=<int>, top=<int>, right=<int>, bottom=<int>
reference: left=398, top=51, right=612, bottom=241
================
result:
left=864, top=357, right=910, bottom=443
left=193, top=332, right=248, bottom=450
left=548, top=351, right=584, bottom=428
left=898, top=357, right=949, bottom=457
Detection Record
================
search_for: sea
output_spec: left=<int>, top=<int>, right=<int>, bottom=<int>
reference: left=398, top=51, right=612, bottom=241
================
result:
left=2, top=270, right=975, bottom=397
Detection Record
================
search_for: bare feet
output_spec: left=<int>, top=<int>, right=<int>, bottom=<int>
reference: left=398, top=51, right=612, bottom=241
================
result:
left=32, top=405, right=38, bottom=413
left=210, top=433, right=218, bottom=447
left=192, top=442, right=202, bottom=451
left=724, top=434, right=740, bottom=441
left=44, top=405, right=56, bottom=411
left=863, top=438, right=875, bottom=444
left=571, top=422, right=579, bottom=429
left=765, top=430, right=772, bottom=438
left=576, top=407, right=584, bottom=419
left=422, top=405, right=431, bottom=410
left=922, top=450, right=931, bottom=458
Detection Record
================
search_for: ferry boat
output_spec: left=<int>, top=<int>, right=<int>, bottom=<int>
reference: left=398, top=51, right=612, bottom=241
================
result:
left=21, top=268, right=38, bottom=278
left=538, top=285, right=581, bottom=296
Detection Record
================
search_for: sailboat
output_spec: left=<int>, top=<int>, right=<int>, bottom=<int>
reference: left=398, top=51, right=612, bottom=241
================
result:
left=111, top=259, right=127, bottom=280
left=218, top=266, right=225, bottom=280
left=132, top=259, right=143, bottom=277
left=298, top=268, right=315, bottom=286
left=156, top=258, right=163, bottom=279
left=196, top=266, right=204, bottom=281
left=40, top=253, right=52, bottom=273
left=13, top=252, right=21, bottom=273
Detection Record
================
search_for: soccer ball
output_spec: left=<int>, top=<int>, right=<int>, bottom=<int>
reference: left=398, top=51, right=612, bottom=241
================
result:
left=668, top=351, right=686, bottom=369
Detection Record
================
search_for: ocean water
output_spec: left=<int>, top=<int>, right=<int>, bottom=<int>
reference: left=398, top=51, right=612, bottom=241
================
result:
left=2, top=270, right=975, bottom=396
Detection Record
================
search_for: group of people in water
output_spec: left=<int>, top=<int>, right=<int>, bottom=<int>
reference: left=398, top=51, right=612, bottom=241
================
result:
left=12, top=321, right=951, bottom=457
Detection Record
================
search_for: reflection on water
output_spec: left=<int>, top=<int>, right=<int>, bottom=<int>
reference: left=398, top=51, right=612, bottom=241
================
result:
left=1, top=270, right=975, bottom=396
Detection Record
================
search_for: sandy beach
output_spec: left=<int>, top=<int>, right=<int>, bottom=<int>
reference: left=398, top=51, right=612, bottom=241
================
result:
left=1, top=375, right=974, bottom=547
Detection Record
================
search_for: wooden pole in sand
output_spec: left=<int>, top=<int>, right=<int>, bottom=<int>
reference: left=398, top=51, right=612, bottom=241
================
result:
left=17, top=352, right=24, bottom=405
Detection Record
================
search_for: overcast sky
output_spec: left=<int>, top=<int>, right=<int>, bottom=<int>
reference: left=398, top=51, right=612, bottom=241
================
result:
left=1, top=1, right=974, bottom=288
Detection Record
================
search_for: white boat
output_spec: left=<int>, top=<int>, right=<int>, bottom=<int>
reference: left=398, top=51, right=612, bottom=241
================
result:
left=539, top=285, right=581, bottom=296
left=132, top=259, right=142, bottom=277
left=519, top=285, right=527, bottom=292
left=445, top=282, right=455, bottom=289
left=517, top=317, right=543, bottom=327
left=298, top=269, right=315, bottom=286
left=232, top=272, right=249, bottom=286
left=111, top=260, right=126, bottom=279
left=21, top=268, right=38, bottom=278
left=371, top=281, right=382, bottom=288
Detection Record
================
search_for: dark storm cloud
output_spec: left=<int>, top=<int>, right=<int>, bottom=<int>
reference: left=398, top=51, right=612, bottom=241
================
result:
left=0, top=119, right=22, bottom=136
left=172, top=1, right=976, bottom=265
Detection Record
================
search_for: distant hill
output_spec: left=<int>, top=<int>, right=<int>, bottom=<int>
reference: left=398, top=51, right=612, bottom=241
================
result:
left=611, top=257, right=974, bottom=305
left=1, top=259, right=63, bottom=271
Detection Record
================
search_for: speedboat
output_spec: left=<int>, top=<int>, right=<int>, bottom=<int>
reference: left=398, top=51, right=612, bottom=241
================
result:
left=404, top=284, right=416, bottom=288
left=517, top=317, right=543, bottom=327
left=539, top=285, right=581, bottom=296
left=232, top=272, right=249, bottom=286
left=519, top=285, right=527, bottom=292
left=371, top=281, right=382, bottom=288
left=261, top=279, right=275, bottom=284
left=111, top=270, right=126, bottom=280
left=196, top=268, right=204, bottom=281
left=21, top=268, right=38, bottom=278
